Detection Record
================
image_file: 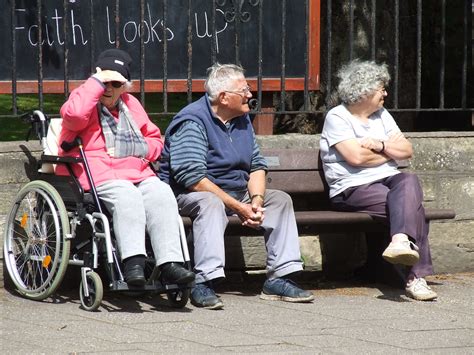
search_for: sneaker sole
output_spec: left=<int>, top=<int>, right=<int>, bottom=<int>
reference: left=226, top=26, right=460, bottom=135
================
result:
left=382, top=250, right=419, bottom=266
left=191, top=299, right=224, bottom=310
left=260, top=292, right=314, bottom=303
left=406, top=290, right=438, bottom=301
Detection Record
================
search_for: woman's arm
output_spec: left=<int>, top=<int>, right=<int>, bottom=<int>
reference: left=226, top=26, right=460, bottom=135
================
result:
left=60, top=78, right=105, bottom=132
left=335, top=138, right=391, bottom=167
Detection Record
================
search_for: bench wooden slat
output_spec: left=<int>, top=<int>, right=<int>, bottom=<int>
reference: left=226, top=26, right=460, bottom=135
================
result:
left=424, top=209, right=456, bottom=220
left=261, top=149, right=321, bottom=170
left=180, top=209, right=455, bottom=230
left=266, top=170, right=326, bottom=194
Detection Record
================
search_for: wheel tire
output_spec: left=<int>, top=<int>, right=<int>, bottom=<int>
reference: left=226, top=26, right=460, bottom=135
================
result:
left=79, top=271, right=103, bottom=311
left=3, top=180, right=71, bottom=300
left=167, top=288, right=190, bottom=308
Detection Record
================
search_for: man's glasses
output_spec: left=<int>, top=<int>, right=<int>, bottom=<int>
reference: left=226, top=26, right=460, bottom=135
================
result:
left=224, top=85, right=251, bottom=97
left=106, top=81, right=124, bottom=88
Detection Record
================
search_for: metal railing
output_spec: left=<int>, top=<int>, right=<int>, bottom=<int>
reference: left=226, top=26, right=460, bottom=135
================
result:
left=2, top=0, right=472, bottom=130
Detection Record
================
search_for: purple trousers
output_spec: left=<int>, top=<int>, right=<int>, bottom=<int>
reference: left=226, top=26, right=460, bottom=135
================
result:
left=330, top=172, right=434, bottom=281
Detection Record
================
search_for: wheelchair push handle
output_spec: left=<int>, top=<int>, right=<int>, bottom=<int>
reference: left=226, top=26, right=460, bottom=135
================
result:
left=20, top=110, right=49, bottom=143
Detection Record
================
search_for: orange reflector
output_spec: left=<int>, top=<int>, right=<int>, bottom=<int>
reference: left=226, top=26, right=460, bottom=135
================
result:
left=42, top=255, right=52, bottom=268
left=20, top=213, right=28, bottom=228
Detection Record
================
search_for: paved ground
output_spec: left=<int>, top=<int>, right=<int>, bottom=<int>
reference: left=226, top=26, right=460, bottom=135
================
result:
left=1, top=272, right=473, bottom=354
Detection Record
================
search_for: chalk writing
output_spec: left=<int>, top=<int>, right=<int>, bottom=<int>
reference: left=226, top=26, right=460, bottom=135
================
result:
left=14, top=5, right=228, bottom=52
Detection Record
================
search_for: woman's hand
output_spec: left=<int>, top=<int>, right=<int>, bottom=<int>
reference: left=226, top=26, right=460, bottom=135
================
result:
left=360, top=137, right=384, bottom=152
left=92, top=67, right=127, bottom=84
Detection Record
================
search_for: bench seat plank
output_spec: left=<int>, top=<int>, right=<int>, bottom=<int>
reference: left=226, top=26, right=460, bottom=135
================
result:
left=180, top=208, right=455, bottom=230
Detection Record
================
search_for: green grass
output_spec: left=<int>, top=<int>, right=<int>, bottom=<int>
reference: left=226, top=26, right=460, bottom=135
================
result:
left=0, top=93, right=198, bottom=141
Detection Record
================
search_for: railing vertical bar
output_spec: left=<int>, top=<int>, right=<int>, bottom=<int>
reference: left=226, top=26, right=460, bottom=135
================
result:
left=257, top=0, right=263, bottom=111
left=349, top=0, right=354, bottom=60
left=416, top=0, right=422, bottom=109
left=11, top=0, right=17, bottom=115
left=371, top=0, right=376, bottom=59
left=162, top=0, right=168, bottom=112
left=234, top=6, right=240, bottom=64
left=326, top=0, right=332, bottom=105
left=140, top=0, right=145, bottom=106
left=439, top=0, right=445, bottom=108
left=63, top=0, right=69, bottom=98
left=393, top=0, right=399, bottom=108
left=37, top=0, right=43, bottom=111
left=115, top=0, right=120, bottom=47
left=187, top=0, right=193, bottom=103
left=211, top=0, right=217, bottom=63
left=89, top=0, right=95, bottom=73
left=303, top=0, right=309, bottom=111
left=461, top=0, right=468, bottom=108
left=280, top=0, right=286, bottom=112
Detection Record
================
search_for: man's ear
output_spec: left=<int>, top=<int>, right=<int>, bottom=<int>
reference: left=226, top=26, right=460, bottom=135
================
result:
left=218, top=92, right=229, bottom=105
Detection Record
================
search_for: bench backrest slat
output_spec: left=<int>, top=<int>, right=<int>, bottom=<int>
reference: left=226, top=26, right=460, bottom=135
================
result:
left=266, top=170, right=326, bottom=194
left=261, top=149, right=321, bottom=170
left=261, top=148, right=327, bottom=195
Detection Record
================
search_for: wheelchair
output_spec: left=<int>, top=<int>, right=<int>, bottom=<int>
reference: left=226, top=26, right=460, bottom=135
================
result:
left=3, top=110, right=193, bottom=311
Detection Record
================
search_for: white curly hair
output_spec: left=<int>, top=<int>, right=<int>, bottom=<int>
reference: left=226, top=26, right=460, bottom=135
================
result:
left=337, top=59, right=390, bottom=105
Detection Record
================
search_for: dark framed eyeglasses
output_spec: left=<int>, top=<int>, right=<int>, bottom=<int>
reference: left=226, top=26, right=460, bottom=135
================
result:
left=107, top=81, right=124, bottom=88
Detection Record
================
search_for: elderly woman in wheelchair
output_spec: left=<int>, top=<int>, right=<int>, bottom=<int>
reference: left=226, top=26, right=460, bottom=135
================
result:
left=3, top=49, right=194, bottom=311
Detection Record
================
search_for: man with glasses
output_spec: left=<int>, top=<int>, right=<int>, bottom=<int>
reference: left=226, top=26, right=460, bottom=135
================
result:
left=159, top=63, right=314, bottom=310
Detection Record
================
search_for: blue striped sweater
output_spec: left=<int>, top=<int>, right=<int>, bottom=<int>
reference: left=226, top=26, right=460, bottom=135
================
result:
left=159, top=94, right=267, bottom=197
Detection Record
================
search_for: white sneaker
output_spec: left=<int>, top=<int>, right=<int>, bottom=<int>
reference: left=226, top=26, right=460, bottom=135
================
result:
left=406, top=278, right=438, bottom=301
left=382, top=240, right=420, bottom=266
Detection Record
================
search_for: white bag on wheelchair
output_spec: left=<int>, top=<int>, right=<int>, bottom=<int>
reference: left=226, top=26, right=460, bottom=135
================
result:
left=39, top=118, right=63, bottom=174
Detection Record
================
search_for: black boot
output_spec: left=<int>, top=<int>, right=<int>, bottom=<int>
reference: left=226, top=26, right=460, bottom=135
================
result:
left=160, top=262, right=195, bottom=284
left=123, top=255, right=146, bottom=287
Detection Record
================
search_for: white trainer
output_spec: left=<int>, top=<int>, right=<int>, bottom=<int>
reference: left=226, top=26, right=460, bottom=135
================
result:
left=406, top=278, right=438, bottom=301
left=382, top=240, right=420, bottom=266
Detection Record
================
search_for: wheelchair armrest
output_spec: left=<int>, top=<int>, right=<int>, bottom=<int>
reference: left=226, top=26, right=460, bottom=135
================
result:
left=41, top=154, right=83, bottom=164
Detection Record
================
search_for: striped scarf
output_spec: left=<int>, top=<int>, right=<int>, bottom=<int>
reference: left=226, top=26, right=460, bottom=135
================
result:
left=99, top=100, right=149, bottom=159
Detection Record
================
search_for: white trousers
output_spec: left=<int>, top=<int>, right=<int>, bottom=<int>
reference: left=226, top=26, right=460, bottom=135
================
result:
left=96, top=176, right=184, bottom=265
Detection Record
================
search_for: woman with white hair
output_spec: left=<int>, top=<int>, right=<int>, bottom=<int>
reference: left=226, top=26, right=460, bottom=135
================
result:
left=320, top=59, right=437, bottom=301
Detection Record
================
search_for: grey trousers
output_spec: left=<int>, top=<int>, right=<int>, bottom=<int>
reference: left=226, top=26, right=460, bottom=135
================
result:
left=330, top=172, right=434, bottom=280
left=177, top=189, right=303, bottom=284
left=96, top=176, right=184, bottom=265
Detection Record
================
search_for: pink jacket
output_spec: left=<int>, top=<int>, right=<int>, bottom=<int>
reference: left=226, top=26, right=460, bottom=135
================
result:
left=57, top=77, right=163, bottom=191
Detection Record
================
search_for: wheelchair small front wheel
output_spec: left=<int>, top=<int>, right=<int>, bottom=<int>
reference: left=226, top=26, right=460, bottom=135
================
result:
left=79, top=271, right=103, bottom=311
left=166, top=288, right=190, bottom=308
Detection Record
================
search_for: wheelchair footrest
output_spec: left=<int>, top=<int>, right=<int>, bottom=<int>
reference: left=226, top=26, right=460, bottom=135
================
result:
left=109, top=280, right=193, bottom=292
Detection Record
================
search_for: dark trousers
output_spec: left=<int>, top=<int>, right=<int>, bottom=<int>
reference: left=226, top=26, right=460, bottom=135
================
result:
left=330, top=172, right=434, bottom=281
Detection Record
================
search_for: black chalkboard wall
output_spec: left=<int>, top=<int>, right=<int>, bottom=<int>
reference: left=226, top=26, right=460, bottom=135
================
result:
left=1, top=0, right=319, bottom=91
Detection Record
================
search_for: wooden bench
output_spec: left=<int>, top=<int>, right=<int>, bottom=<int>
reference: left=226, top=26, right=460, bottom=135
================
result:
left=179, top=148, right=456, bottom=285
left=180, top=148, right=456, bottom=233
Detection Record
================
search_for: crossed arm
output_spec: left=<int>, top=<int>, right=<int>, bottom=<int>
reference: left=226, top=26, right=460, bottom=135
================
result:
left=335, top=131, right=413, bottom=167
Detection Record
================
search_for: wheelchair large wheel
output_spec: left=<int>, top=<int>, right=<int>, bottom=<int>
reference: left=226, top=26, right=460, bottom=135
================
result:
left=3, top=180, right=71, bottom=300
left=167, top=288, right=190, bottom=308
left=79, top=271, right=103, bottom=311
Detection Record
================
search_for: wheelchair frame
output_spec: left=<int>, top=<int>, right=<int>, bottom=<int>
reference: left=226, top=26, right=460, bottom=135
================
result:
left=3, top=110, right=193, bottom=311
